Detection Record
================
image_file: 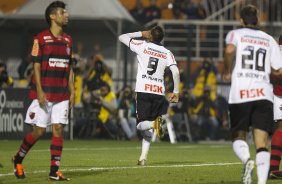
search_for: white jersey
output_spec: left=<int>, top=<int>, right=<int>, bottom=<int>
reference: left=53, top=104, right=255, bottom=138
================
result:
left=225, top=28, right=282, bottom=104
left=129, top=39, right=177, bottom=95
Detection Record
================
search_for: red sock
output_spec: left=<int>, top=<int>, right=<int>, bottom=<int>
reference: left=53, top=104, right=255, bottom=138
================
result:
left=15, top=133, right=36, bottom=163
left=270, top=129, right=282, bottom=172
left=50, top=136, right=63, bottom=176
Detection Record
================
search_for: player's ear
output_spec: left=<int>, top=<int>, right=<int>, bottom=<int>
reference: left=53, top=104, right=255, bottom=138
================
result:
left=50, top=13, right=56, bottom=21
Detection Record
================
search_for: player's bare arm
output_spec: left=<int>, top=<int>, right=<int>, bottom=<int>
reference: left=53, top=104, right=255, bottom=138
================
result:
left=169, top=65, right=180, bottom=103
left=271, top=67, right=282, bottom=76
left=34, top=62, right=47, bottom=106
left=68, top=68, right=75, bottom=108
left=223, top=44, right=235, bottom=81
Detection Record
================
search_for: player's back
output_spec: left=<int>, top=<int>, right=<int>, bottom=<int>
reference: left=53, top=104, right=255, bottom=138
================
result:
left=134, top=41, right=176, bottom=96
left=226, top=28, right=282, bottom=103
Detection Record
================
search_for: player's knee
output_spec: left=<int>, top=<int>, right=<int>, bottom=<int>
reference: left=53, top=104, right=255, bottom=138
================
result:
left=136, top=123, right=141, bottom=130
left=277, top=121, right=282, bottom=130
left=141, top=130, right=152, bottom=142
left=52, top=124, right=64, bottom=136
left=32, top=126, right=46, bottom=139
left=231, top=131, right=247, bottom=141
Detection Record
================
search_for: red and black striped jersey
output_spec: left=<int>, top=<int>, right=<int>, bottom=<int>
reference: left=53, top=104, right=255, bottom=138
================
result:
left=271, top=35, right=282, bottom=97
left=29, top=29, right=73, bottom=102
left=271, top=75, right=282, bottom=96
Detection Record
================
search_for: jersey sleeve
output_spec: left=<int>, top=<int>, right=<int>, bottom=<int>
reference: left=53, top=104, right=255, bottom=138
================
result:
left=30, top=36, right=42, bottom=63
left=129, top=39, right=144, bottom=54
left=166, top=51, right=177, bottom=67
left=119, top=32, right=143, bottom=54
left=225, top=30, right=237, bottom=46
left=270, top=38, right=282, bottom=70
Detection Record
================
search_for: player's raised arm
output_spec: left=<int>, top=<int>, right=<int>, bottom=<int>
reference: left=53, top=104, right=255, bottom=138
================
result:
left=118, top=31, right=142, bottom=47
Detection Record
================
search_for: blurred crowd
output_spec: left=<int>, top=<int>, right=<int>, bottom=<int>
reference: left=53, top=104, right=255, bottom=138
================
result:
left=130, top=0, right=207, bottom=25
left=127, top=0, right=281, bottom=24
left=0, top=0, right=241, bottom=142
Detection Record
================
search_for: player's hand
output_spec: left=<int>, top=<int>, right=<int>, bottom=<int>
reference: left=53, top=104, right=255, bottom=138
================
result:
left=223, top=72, right=231, bottom=82
left=142, top=30, right=151, bottom=40
left=69, top=92, right=75, bottom=109
left=169, top=93, right=179, bottom=103
left=37, top=90, right=47, bottom=107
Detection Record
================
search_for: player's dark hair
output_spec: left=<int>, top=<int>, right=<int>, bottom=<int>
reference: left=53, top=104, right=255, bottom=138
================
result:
left=240, top=5, right=258, bottom=27
left=151, top=26, right=164, bottom=44
left=45, top=1, right=66, bottom=26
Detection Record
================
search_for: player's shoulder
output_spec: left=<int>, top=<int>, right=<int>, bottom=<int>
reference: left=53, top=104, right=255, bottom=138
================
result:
left=62, top=32, right=73, bottom=45
left=130, top=39, right=144, bottom=46
left=63, top=32, right=72, bottom=40
left=159, top=45, right=174, bottom=56
left=35, top=29, right=51, bottom=38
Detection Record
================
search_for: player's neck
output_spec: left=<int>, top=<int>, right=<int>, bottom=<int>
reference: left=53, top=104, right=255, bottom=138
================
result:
left=49, top=25, right=63, bottom=38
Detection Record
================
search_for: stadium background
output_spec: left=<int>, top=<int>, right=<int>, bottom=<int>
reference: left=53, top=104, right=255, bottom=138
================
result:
left=0, top=0, right=282, bottom=183
left=1, top=0, right=282, bottom=141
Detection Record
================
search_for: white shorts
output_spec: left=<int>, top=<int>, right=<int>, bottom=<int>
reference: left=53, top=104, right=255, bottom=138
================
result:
left=25, top=99, right=69, bottom=128
left=273, top=95, right=282, bottom=121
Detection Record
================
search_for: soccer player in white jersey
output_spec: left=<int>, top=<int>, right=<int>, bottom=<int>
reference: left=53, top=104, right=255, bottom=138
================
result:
left=224, top=5, right=282, bottom=184
left=119, top=26, right=180, bottom=165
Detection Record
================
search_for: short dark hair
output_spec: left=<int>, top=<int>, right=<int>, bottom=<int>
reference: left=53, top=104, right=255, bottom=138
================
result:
left=151, top=26, right=164, bottom=43
left=45, top=1, right=66, bottom=26
left=240, top=5, right=258, bottom=26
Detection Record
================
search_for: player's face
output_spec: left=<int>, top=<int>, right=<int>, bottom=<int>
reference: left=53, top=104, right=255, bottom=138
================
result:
left=52, top=8, right=69, bottom=27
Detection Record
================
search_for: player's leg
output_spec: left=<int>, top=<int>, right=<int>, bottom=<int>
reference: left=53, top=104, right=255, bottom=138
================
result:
left=253, top=129, right=270, bottom=184
left=136, top=93, right=154, bottom=165
left=252, top=100, right=273, bottom=184
left=136, top=92, right=155, bottom=131
left=229, top=102, right=254, bottom=184
left=136, top=120, right=155, bottom=131
left=153, top=95, right=169, bottom=138
left=13, top=100, right=49, bottom=179
left=270, top=121, right=282, bottom=179
left=48, top=100, right=69, bottom=181
left=138, top=129, right=153, bottom=165
left=232, top=131, right=251, bottom=163
left=13, top=126, right=46, bottom=179
left=230, top=103, right=251, bottom=164
left=270, top=95, right=282, bottom=179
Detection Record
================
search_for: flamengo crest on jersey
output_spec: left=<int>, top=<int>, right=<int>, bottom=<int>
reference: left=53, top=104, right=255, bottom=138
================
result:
left=225, top=28, right=282, bottom=104
left=129, top=39, right=176, bottom=95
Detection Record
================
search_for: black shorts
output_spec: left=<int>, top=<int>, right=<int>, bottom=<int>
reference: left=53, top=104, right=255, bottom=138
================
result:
left=136, top=92, right=169, bottom=123
left=229, top=100, right=274, bottom=134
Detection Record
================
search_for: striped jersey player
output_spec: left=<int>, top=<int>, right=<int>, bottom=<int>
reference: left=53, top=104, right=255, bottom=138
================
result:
left=12, top=1, right=74, bottom=181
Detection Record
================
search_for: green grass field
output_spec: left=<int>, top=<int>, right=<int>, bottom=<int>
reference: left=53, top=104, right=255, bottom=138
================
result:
left=0, top=140, right=281, bottom=184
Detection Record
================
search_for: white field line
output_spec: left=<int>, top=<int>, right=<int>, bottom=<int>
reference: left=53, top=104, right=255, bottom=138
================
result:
left=0, top=162, right=241, bottom=177
left=30, top=145, right=230, bottom=152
